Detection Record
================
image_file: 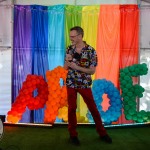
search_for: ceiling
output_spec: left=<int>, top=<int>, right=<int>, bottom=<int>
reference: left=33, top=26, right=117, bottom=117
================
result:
left=142, top=0, right=150, bottom=3
left=0, top=0, right=6, bottom=2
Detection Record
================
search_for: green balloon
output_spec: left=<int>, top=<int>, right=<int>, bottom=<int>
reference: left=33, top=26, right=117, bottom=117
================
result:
left=128, top=109, right=135, bottom=115
left=137, top=117, right=144, bottom=123
left=120, top=68, right=124, bottom=73
left=128, top=101, right=136, bottom=106
left=139, top=86, right=145, bottom=92
left=131, top=72, right=137, bottom=76
left=123, top=102, right=128, bottom=107
left=123, top=96, right=130, bottom=101
left=140, top=110, right=146, bottom=115
left=132, top=101, right=136, bottom=105
left=126, top=114, right=132, bottom=120
left=127, top=92, right=133, bottom=97
left=147, top=112, right=150, bottom=116
left=137, top=113, right=142, bottom=118
left=141, top=63, right=147, bottom=68
left=133, top=64, right=138, bottom=68
left=124, top=75, right=131, bottom=81
left=123, top=98, right=129, bottom=102
left=134, top=89, right=139, bottom=94
left=120, top=84, right=126, bottom=90
left=143, top=71, right=148, bottom=75
left=135, top=68, right=140, bottom=74
left=122, top=88, right=128, bottom=93
left=124, top=105, right=130, bottom=111
left=142, top=88, right=145, bottom=92
left=129, top=96, right=136, bottom=101
left=120, top=72, right=125, bottom=77
left=143, top=115, right=148, bottom=121
left=123, top=68, right=130, bottom=73
left=138, top=93, right=143, bottom=98
left=120, top=80, right=127, bottom=85
left=132, top=115, right=138, bottom=121
left=126, top=83, right=133, bottom=89
left=129, top=66, right=135, bottom=72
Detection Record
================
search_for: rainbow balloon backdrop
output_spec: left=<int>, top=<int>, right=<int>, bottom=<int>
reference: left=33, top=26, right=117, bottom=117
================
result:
left=12, top=4, right=139, bottom=124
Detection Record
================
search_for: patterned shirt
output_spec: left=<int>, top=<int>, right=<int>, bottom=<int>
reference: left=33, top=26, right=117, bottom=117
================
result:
left=66, top=43, right=98, bottom=89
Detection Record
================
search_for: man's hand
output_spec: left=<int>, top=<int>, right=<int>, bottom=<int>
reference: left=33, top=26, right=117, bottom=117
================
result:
left=68, top=62, right=79, bottom=70
left=65, top=54, right=72, bottom=62
left=64, top=54, right=73, bottom=70
left=64, top=54, right=96, bottom=75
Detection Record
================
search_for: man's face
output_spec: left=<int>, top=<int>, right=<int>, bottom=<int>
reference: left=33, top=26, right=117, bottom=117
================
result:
left=69, top=30, right=81, bottom=45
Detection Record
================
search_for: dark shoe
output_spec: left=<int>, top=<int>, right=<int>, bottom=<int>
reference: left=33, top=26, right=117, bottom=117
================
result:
left=69, top=136, right=80, bottom=146
left=100, top=134, right=112, bottom=144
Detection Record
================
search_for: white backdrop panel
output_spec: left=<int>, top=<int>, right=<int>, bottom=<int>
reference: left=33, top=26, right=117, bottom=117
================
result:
left=0, top=48, right=11, bottom=117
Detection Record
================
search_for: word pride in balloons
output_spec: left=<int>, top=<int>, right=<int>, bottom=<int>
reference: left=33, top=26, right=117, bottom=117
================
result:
left=6, top=64, right=150, bottom=124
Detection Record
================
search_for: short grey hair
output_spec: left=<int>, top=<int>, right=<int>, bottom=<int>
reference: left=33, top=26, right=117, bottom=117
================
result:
left=70, top=26, right=84, bottom=37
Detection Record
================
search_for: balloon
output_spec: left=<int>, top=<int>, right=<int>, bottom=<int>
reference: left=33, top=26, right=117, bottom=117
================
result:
left=120, top=63, right=150, bottom=123
left=6, top=75, right=48, bottom=123
left=87, top=79, right=122, bottom=125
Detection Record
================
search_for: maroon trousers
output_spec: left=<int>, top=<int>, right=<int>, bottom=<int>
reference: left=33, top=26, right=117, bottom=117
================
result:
left=67, top=87, right=107, bottom=137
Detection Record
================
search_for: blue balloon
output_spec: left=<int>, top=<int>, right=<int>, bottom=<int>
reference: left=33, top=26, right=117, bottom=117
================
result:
left=86, top=79, right=122, bottom=125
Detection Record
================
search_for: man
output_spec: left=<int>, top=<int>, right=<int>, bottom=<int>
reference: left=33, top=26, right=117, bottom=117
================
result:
left=64, top=26, right=112, bottom=146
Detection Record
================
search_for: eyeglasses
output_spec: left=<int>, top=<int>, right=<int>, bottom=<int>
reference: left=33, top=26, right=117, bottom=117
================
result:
left=69, top=34, right=80, bottom=38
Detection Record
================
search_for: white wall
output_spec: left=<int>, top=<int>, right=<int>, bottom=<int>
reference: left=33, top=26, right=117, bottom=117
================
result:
left=0, top=0, right=13, bottom=119
left=140, top=1, right=150, bottom=111
left=0, top=0, right=13, bottom=46
left=0, top=48, right=12, bottom=116
left=140, top=8, right=150, bottom=48
left=140, top=3, right=150, bottom=48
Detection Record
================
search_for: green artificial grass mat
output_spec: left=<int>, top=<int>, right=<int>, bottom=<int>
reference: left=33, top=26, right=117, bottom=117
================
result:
left=0, top=124, right=150, bottom=150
